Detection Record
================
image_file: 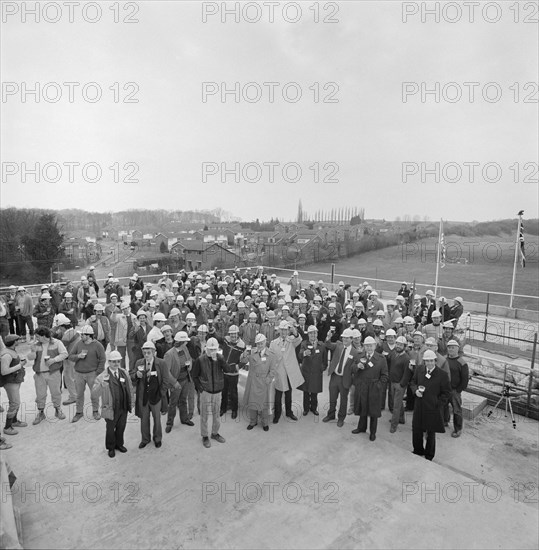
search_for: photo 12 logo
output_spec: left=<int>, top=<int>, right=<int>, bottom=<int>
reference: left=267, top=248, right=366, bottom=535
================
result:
left=2, top=82, right=140, bottom=104
left=201, top=2, right=340, bottom=23
left=201, top=481, right=339, bottom=503
left=201, top=162, right=339, bottom=184
left=202, top=82, right=339, bottom=103
left=402, top=82, right=538, bottom=103
left=401, top=2, right=539, bottom=24
left=1, top=162, right=140, bottom=184
left=1, top=1, right=140, bottom=23
left=401, top=162, right=538, bottom=184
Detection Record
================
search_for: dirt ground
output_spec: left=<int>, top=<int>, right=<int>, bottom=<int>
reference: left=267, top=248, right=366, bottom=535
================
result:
left=2, top=358, right=538, bottom=549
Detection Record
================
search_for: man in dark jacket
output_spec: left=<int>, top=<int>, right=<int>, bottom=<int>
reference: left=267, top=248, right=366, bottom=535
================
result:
left=323, top=328, right=361, bottom=427
left=446, top=340, right=469, bottom=438
left=217, top=325, right=246, bottom=419
left=388, top=336, right=411, bottom=432
left=410, top=349, right=451, bottom=461
left=132, top=341, right=180, bottom=448
left=351, top=336, right=388, bottom=441
left=298, top=326, right=327, bottom=416
left=91, top=350, right=133, bottom=458
left=191, top=337, right=237, bottom=448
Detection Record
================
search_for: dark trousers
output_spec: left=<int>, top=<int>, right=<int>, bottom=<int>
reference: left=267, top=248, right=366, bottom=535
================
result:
left=357, top=415, right=378, bottom=435
left=328, top=374, right=349, bottom=420
left=105, top=409, right=128, bottom=451
left=140, top=400, right=162, bottom=444
left=303, top=391, right=318, bottom=412
left=274, top=387, right=292, bottom=420
left=221, top=375, right=238, bottom=414
left=8, top=316, right=19, bottom=335
left=406, top=385, right=415, bottom=410
left=17, top=314, right=34, bottom=337
left=161, top=390, right=169, bottom=414
left=412, top=425, right=436, bottom=460
left=167, top=380, right=190, bottom=425
left=380, top=379, right=393, bottom=411
left=449, top=389, right=463, bottom=431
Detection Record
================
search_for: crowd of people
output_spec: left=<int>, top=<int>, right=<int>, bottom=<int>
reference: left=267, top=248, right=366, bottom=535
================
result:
left=0, top=267, right=468, bottom=461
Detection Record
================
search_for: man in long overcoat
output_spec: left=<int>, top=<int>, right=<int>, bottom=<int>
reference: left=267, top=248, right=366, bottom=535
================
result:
left=298, top=325, right=327, bottom=416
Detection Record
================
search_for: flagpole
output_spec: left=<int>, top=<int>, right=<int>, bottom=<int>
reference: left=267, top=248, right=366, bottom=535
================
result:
left=509, top=214, right=522, bottom=309
left=434, top=218, right=442, bottom=297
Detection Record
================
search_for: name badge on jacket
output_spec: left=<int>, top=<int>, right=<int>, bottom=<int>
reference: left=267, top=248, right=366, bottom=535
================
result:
left=368, top=361, right=373, bottom=368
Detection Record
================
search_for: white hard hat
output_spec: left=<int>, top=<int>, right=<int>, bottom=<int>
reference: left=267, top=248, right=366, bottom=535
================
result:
left=255, top=333, right=266, bottom=343
left=142, top=341, right=156, bottom=350
left=278, top=320, right=290, bottom=329
left=108, top=350, right=122, bottom=361
left=153, top=313, right=167, bottom=322
left=56, top=314, right=71, bottom=326
left=174, top=331, right=190, bottom=342
left=206, top=337, right=219, bottom=350
left=81, top=325, right=94, bottom=335
left=342, top=328, right=354, bottom=338
left=423, top=350, right=437, bottom=360
left=363, top=336, right=376, bottom=345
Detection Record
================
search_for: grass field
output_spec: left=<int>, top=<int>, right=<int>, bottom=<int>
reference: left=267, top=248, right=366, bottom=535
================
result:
left=297, top=234, right=539, bottom=310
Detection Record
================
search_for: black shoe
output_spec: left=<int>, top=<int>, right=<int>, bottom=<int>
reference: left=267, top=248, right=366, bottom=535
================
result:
left=247, top=424, right=257, bottom=430
left=139, top=442, right=147, bottom=449
left=263, top=426, right=269, bottom=432
left=220, top=410, right=225, bottom=417
left=337, top=419, right=344, bottom=428
left=311, top=410, right=319, bottom=416
left=286, top=413, right=298, bottom=421
left=273, top=417, right=279, bottom=424
left=231, top=411, right=238, bottom=419
left=108, top=449, right=115, bottom=458
left=165, top=426, right=172, bottom=433
left=211, top=433, right=225, bottom=443
left=351, top=428, right=366, bottom=434
left=181, top=420, right=195, bottom=427
left=203, top=437, right=211, bottom=448
left=412, top=450, right=425, bottom=457
left=155, top=441, right=162, bottom=448
left=116, top=445, right=127, bottom=453
left=303, top=410, right=309, bottom=416
left=369, top=433, right=376, bottom=441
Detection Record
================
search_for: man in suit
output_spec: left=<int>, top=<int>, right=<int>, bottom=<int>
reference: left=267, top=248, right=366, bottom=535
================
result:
left=323, top=328, right=360, bottom=427
left=132, top=341, right=181, bottom=449
left=92, top=351, right=133, bottom=458
left=269, top=321, right=304, bottom=423
left=421, top=290, right=436, bottom=325
left=410, top=349, right=451, bottom=461
left=351, top=336, right=388, bottom=441
left=298, top=326, right=328, bottom=416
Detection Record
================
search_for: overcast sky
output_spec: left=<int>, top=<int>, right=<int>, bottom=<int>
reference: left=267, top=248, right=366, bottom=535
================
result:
left=1, top=1, right=538, bottom=222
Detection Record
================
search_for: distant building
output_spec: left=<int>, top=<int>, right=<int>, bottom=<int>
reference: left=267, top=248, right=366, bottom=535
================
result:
left=170, top=241, right=242, bottom=271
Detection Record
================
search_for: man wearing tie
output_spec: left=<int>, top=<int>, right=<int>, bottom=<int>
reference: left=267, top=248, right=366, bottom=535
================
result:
left=323, top=328, right=360, bottom=427
left=92, top=350, right=133, bottom=458
left=410, top=349, right=451, bottom=461
left=269, top=321, right=304, bottom=424
left=132, top=341, right=180, bottom=449
left=351, top=336, right=389, bottom=441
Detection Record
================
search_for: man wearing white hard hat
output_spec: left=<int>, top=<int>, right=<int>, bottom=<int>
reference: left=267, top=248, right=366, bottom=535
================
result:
left=14, top=286, right=33, bottom=342
left=446, top=340, right=469, bottom=438
left=410, top=348, right=451, bottom=461
left=68, top=324, right=106, bottom=422
left=34, top=292, right=54, bottom=329
left=421, top=290, right=436, bottom=325
left=132, top=340, right=181, bottom=448
left=191, top=337, right=236, bottom=448
left=438, top=321, right=464, bottom=357
left=130, top=310, right=152, bottom=365
left=240, top=333, right=277, bottom=431
left=269, top=321, right=304, bottom=423
left=351, top=336, right=388, bottom=441
left=27, top=327, right=69, bottom=424
left=388, top=336, right=411, bottom=433
left=288, top=271, right=301, bottom=300
left=59, top=291, right=78, bottom=328
left=91, top=350, right=133, bottom=458
left=218, top=325, right=246, bottom=419
left=422, top=310, right=443, bottom=341
left=87, top=303, right=111, bottom=350
left=52, top=314, right=80, bottom=406
left=164, top=332, right=195, bottom=431
left=449, top=297, right=464, bottom=326
left=298, top=325, right=328, bottom=416
left=323, top=328, right=361, bottom=427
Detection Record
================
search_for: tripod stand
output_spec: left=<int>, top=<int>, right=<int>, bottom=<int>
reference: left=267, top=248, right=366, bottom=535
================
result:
left=487, top=384, right=517, bottom=429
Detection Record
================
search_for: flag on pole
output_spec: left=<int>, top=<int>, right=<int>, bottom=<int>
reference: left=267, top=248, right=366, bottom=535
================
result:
left=518, top=215, right=526, bottom=268
left=407, top=278, right=416, bottom=314
left=439, top=219, right=446, bottom=268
